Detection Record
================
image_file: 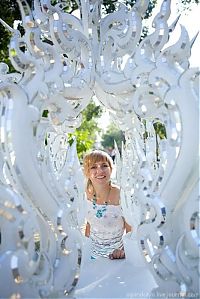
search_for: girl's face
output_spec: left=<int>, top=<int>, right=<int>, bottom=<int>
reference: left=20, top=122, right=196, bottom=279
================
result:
left=88, top=160, right=112, bottom=186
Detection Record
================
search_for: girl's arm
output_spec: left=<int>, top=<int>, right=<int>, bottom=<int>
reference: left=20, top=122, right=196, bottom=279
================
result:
left=85, top=221, right=90, bottom=237
left=125, top=221, right=132, bottom=233
left=122, top=216, right=132, bottom=233
left=109, top=220, right=132, bottom=259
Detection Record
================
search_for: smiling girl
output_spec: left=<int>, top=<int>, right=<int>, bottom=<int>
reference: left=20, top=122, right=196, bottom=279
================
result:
left=83, top=150, right=131, bottom=259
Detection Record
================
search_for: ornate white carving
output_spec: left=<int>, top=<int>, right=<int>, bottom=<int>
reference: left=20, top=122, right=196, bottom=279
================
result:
left=0, top=0, right=199, bottom=297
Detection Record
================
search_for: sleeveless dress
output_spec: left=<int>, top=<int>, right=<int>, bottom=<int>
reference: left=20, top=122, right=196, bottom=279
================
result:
left=86, top=200, right=124, bottom=258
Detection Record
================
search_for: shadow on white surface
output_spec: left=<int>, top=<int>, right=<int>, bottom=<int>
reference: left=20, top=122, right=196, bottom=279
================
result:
left=74, top=237, right=158, bottom=298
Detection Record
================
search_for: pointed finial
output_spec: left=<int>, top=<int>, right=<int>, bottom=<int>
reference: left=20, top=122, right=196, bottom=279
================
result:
left=0, top=18, right=15, bottom=34
left=169, top=15, right=181, bottom=33
left=190, top=31, right=199, bottom=48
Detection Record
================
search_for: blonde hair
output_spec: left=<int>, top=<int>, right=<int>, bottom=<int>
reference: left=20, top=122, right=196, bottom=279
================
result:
left=83, top=150, right=113, bottom=195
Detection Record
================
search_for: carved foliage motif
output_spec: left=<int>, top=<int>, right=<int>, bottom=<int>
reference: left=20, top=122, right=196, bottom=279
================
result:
left=0, top=0, right=199, bottom=297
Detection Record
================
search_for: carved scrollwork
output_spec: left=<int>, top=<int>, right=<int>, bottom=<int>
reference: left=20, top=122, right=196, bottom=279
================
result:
left=0, top=0, right=199, bottom=297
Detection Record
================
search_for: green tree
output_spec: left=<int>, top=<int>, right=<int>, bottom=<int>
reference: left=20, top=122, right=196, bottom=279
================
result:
left=0, top=0, right=33, bottom=71
left=101, top=124, right=125, bottom=152
left=142, top=118, right=167, bottom=161
left=153, top=121, right=167, bottom=161
left=68, top=101, right=103, bottom=159
left=42, top=101, right=103, bottom=159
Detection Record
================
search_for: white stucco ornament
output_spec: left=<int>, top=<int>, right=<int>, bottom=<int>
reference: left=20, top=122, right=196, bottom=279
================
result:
left=0, top=0, right=199, bottom=298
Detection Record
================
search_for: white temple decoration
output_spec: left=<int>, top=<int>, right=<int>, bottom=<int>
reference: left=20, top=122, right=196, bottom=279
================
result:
left=0, top=0, right=199, bottom=298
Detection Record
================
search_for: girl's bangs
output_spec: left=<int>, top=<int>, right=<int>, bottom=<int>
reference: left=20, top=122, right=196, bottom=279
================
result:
left=88, top=153, right=108, bottom=166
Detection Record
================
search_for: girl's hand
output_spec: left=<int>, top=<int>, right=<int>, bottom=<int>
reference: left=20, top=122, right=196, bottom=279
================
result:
left=109, top=248, right=125, bottom=259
